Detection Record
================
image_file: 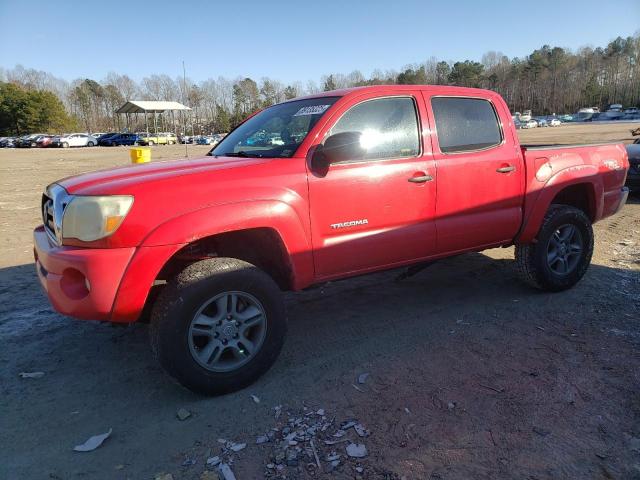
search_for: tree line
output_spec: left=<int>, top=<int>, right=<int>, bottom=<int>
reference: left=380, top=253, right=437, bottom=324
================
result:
left=1, top=34, right=638, bottom=136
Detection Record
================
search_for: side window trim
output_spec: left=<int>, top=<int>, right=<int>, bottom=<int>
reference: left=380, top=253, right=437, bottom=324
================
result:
left=324, top=95, right=423, bottom=164
left=430, top=95, right=504, bottom=155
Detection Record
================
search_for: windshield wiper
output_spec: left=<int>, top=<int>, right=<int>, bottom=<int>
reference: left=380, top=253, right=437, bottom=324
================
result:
left=220, top=151, right=262, bottom=158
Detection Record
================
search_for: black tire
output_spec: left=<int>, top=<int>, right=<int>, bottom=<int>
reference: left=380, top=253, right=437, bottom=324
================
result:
left=149, top=257, right=287, bottom=395
left=516, top=205, right=594, bottom=292
left=88, top=141, right=95, bottom=147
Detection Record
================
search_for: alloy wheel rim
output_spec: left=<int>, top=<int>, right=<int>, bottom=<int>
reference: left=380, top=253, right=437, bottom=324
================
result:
left=188, top=291, right=267, bottom=372
left=546, top=223, right=583, bottom=275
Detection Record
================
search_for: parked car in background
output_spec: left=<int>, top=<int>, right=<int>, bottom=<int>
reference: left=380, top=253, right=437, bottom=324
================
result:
left=16, top=134, right=45, bottom=148
left=0, top=137, right=16, bottom=148
left=137, top=132, right=178, bottom=146
left=97, top=133, right=120, bottom=145
left=521, top=119, right=538, bottom=129
left=535, top=117, right=548, bottom=127
left=52, top=133, right=98, bottom=148
left=549, top=118, right=561, bottom=127
left=36, top=135, right=55, bottom=147
left=101, top=133, right=141, bottom=146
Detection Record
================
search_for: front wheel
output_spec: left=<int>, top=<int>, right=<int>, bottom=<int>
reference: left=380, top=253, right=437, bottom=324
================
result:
left=87, top=141, right=95, bottom=147
left=150, top=258, right=287, bottom=395
left=516, top=205, right=594, bottom=292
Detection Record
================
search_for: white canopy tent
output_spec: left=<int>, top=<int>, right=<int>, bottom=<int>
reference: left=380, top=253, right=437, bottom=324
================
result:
left=115, top=101, right=191, bottom=135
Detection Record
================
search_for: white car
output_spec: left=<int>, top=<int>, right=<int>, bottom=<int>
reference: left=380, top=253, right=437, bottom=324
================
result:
left=521, top=119, right=538, bottom=129
left=53, top=133, right=98, bottom=148
left=549, top=118, right=561, bottom=127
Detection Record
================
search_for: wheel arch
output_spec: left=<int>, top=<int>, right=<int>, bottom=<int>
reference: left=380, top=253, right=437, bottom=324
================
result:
left=112, top=201, right=314, bottom=323
left=156, top=227, right=295, bottom=291
left=517, top=172, right=603, bottom=244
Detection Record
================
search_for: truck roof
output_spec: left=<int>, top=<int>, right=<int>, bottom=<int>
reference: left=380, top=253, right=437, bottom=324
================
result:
left=294, top=84, right=494, bottom=102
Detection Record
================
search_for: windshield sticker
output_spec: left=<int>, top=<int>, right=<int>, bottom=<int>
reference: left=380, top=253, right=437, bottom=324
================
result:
left=293, top=105, right=331, bottom=116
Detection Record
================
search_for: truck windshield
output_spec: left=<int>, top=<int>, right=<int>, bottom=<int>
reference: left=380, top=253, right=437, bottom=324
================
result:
left=211, top=97, right=339, bottom=158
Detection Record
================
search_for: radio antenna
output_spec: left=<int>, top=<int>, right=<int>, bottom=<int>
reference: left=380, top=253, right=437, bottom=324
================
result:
left=182, top=60, right=189, bottom=158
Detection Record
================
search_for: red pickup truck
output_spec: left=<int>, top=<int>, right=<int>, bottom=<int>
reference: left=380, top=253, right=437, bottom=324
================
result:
left=34, top=86, right=629, bottom=395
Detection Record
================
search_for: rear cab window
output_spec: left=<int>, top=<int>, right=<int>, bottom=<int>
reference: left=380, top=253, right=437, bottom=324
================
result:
left=431, top=97, right=502, bottom=153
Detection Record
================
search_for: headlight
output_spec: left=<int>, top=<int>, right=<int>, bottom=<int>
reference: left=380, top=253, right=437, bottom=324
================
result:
left=62, top=195, right=133, bottom=242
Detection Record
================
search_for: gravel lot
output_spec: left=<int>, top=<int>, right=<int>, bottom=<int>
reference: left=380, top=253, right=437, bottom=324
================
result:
left=1, top=123, right=639, bottom=480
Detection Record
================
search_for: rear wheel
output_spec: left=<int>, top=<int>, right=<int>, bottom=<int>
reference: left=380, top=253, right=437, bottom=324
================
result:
left=87, top=141, right=95, bottom=147
left=516, top=205, right=593, bottom=291
left=150, top=258, right=287, bottom=395
left=62, top=142, right=69, bottom=148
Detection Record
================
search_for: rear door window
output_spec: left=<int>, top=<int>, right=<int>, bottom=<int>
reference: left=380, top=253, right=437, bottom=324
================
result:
left=431, top=97, right=502, bottom=153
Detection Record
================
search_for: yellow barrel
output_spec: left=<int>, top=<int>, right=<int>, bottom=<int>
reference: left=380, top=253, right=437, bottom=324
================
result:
left=130, top=147, right=151, bottom=164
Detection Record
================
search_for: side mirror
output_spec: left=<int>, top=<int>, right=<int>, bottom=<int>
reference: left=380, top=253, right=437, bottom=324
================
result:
left=323, top=131, right=365, bottom=163
left=310, top=131, right=365, bottom=177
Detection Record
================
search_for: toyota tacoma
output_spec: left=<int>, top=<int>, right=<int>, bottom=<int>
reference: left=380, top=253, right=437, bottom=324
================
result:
left=34, top=86, right=629, bottom=395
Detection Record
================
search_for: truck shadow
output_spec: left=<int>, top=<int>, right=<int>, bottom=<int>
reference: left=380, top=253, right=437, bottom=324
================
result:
left=1, top=249, right=637, bottom=397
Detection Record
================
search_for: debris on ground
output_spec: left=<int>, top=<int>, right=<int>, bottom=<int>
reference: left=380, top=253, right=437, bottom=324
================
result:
left=357, top=372, right=370, bottom=384
left=176, top=408, right=191, bottom=421
left=18, top=371, right=45, bottom=378
left=346, top=443, right=368, bottom=458
left=251, top=394, right=261, bottom=404
left=181, top=457, right=196, bottom=467
left=229, top=442, right=247, bottom=452
left=260, top=406, right=371, bottom=478
left=206, top=456, right=221, bottom=466
left=218, top=463, right=237, bottom=480
left=73, top=429, right=112, bottom=452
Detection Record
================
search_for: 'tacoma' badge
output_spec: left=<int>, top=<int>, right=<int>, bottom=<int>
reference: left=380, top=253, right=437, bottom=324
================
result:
left=330, top=219, right=368, bottom=229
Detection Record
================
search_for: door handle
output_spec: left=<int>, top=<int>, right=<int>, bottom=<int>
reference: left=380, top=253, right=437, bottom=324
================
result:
left=496, top=165, right=516, bottom=173
left=408, top=175, right=433, bottom=183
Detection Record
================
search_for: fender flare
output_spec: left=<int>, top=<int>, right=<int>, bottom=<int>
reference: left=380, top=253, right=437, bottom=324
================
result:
left=111, top=200, right=314, bottom=322
left=517, top=165, right=603, bottom=244
left=141, top=199, right=314, bottom=286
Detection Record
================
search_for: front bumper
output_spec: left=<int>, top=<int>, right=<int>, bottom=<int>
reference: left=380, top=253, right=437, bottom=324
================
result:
left=33, top=226, right=135, bottom=320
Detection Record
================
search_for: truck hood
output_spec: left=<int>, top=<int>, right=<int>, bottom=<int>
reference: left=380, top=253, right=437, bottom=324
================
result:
left=57, top=155, right=267, bottom=195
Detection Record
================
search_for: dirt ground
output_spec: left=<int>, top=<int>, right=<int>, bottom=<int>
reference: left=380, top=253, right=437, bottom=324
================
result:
left=0, top=123, right=639, bottom=480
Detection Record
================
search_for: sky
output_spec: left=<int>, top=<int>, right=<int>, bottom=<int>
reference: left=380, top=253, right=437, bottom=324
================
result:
left=0, top=0, right=638, bottom=85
